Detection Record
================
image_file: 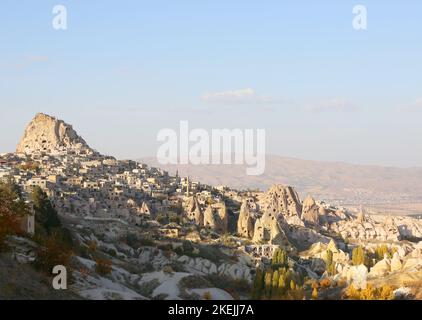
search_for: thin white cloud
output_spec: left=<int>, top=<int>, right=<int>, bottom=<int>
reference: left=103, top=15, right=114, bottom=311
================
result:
left=201, top=88, right=283, bottom=105
left=0, top=55, right=49, bottom=71
left=27, top=55, right=49, bottom=63
left=401, top=98, right=422, bottom=112
left=306, top=98, right=358, bottom=113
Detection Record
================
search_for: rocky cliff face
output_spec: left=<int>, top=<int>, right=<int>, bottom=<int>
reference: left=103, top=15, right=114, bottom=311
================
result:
left=16, top=113, right=94, bottom=155
left=258, top=185, right=304, bottom=226
left=237, top=201, right=254, bottom=238
left=301, top=195, right=320, bottom=226
left=238, top=184, right=422, bottom=246
left=185, top=198, right=229, bottom=233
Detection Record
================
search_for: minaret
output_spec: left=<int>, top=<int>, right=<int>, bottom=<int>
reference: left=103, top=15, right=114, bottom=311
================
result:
left=357, top=205, right=365, bottom=223
left=186, top=176, right=190, bottom=197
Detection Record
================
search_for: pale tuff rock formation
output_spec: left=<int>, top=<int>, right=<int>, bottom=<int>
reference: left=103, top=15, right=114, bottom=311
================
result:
left=393, top=216, right=422, bottom=239
left=194, top=205, right=204, bottom=227
left=327, top=239, right=338, bottom=252
left=139, top=202, right=151, bottom=216
left=342, top=265, right=368, bottom=289
left=334, top=209, right=349, bottom=221
left=390, top=252, right=403, bottom=272
left=240, top=185, right=353, bottom=246
left=186, top=199, right=229, bottom=233
left=299, top=242, right=327, bottom=258
left=16, top=113, right=94, bottom=155
left=384, top=216, right=398, bottom=234
left=252, top=209, right=292, bottom=249
left=204, top=205, right=217, bottom=230
left=237, top=201, right=254, bottom=238
left=369, top=256, right=391, bottom=277
left=259, top=185, right=304, bottom=226
left=137, top=247, right=254, bottom=281
left=288, top=227, right=332, bottom=248
left=217, top=202, right=229, bottom=234
left=400, top=242, right=422, bottom=270
left=329, top=214, right=401, bottom=242
left=343, top=214, right=422, bottom=242
left=300, top=240, right=349, bottom=267
left=269, top=219, right=290, bottom=246
left=356, top=207, right=366, bottom=224
left=177, top=253, right=254, bottom=281
left=411, top=241, right=422, bottom=257
left=236, top=185, right=317, bottom=246
left=244, top=197, right=260, bottom=212
left=326, top=238, right=349, bottom=264
left=348, top=243, right=422, bottom=278
left=318, top=206, right=328, bottom=225
left=186, top=196, right=204, bottom=227
left=301, top=195, right=320, bottom=226
left=252, top=210, right=274, bottom=244
left=402, top=257, right=422, bottom=270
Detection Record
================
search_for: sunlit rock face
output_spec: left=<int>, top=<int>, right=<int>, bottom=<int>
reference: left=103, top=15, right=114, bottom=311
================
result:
left=16, top=113, right=94, bottom=155
left=259, top=185, right=304, bottom=227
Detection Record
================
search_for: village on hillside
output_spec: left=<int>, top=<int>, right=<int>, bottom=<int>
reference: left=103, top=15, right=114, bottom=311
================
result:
left=1, top=113, right=422, bottom=300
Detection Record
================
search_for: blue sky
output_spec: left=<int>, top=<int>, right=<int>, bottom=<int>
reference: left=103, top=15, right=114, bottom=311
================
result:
left=1, top=1, right=422, bottom=166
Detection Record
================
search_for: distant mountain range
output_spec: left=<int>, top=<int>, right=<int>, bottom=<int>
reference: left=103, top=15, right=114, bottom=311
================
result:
left=140, top=155, right=422, bottom=209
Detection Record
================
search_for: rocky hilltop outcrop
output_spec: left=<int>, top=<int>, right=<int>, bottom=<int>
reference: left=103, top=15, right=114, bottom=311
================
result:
left=186, top=196, right=204, bottom=227
left=240, top=184, right=422, bottom=246
left=330, top=213, right=402, bottom=241
left=237, top=201, right=254, bottom=238
left=258, top=185, right=304, bottom=226
left=185, top=198, right=229, bottom=233
left=16, top=113, right=95, bottom=155
left=301, top=195, right=321, bottom=226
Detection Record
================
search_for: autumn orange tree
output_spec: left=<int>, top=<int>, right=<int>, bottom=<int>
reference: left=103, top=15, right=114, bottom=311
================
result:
left=0, top=181, right=30, bottom=250
left=30, top=186, right=74, bottom=275
left=345, top=284, right=394, bottom=300
left=0, top=208, right=20, bottom=251
left=95, top=258, right=112, bottom=276
left=34, top=231, right=73, bottom=274
left=352, top=246, right=372, bottom=267
left=374, top=245, right=397, bottom=262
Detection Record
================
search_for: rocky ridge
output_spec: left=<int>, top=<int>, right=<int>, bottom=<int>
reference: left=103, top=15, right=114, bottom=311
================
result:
left=16, top=113, right=95, bottom=156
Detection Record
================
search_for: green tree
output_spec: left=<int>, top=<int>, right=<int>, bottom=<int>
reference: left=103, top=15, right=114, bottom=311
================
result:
left=272, top=248, right=288, bottom=269
left=325, top=250, right=336, bottom=275
left=31, top=186, right=73, bottom=251
left=290, top=280, right=296, bottom=291
left=375, top=244, right=394, bottom=261
left=352, top=246, right=365, bottom=266
left=312, top=287, right=319, bottom=300
left=271, top=270, right=280, bottom=299
left=264, top=271, right=273, bottom=299
left=251, top=268, right=264, bottom=299
left=31, top=186, right=62, bottom=235
left=0, top=181, right=30, bottom=250
left=277, top=273, right=287, bottom=297
left=326, top=249, right=333, bottom=266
